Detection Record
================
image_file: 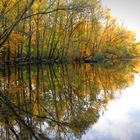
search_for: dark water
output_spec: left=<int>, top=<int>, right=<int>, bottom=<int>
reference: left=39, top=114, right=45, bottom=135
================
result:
left=0, top=61, right=140, bottom=140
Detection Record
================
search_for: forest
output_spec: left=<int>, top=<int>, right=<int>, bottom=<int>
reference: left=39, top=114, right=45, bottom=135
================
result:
left=0, top=0, right=140, bottom=64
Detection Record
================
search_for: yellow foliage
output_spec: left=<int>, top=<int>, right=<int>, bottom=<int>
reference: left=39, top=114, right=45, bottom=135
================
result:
left=9, top=32, right=25, bottom=44
left=32, top=2, right=39, bottom=11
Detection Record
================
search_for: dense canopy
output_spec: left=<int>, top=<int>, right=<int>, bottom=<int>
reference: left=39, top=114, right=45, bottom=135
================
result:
left=0, top=0, right=140, bottom=64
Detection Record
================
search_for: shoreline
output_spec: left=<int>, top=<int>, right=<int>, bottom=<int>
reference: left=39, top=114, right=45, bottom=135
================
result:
left=0, top=56, right=140, bottom=67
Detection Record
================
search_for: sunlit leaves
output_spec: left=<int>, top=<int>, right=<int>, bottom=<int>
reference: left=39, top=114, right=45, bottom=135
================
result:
left=0, top=0, right=139, bottom=62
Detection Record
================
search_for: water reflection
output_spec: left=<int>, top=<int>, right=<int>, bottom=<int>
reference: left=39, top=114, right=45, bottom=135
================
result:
left=0, top=61, right=140, bottom=140
left=82, top=74, right=140, bottom=140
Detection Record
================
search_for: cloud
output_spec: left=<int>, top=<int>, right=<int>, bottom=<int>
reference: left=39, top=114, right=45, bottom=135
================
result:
left=81, top=74, right=140, bottom=140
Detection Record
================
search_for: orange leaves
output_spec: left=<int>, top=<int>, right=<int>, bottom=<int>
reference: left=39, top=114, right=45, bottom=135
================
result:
left=3, top=32, right=25, bottom=53
left=31, top=35, right=36, bottom=46
left=6, top=41, right=17, bottom=52
left=10, top=32, right=24, bottom=43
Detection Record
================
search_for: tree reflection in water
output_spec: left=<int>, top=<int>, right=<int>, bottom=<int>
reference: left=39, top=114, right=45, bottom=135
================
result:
left=0, top=61, right=139, bottom=140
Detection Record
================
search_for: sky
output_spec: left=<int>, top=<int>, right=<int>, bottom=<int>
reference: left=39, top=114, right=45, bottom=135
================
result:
left=101, top=0, right=140, bottom=41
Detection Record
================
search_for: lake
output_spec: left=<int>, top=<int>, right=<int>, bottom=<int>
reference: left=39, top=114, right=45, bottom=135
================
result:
left=0, top=60, right=140, bottom=140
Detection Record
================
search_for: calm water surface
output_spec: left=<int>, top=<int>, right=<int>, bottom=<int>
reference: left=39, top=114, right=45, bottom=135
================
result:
left=0, top=61, right=140, bottom=140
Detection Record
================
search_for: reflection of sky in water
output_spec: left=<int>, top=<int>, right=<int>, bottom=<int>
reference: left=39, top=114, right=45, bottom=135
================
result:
left=81, top=75, right=140, bottom=140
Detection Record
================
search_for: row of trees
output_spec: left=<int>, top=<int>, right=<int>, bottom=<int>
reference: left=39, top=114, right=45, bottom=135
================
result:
left=0, top=0, right=140, bottom=63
